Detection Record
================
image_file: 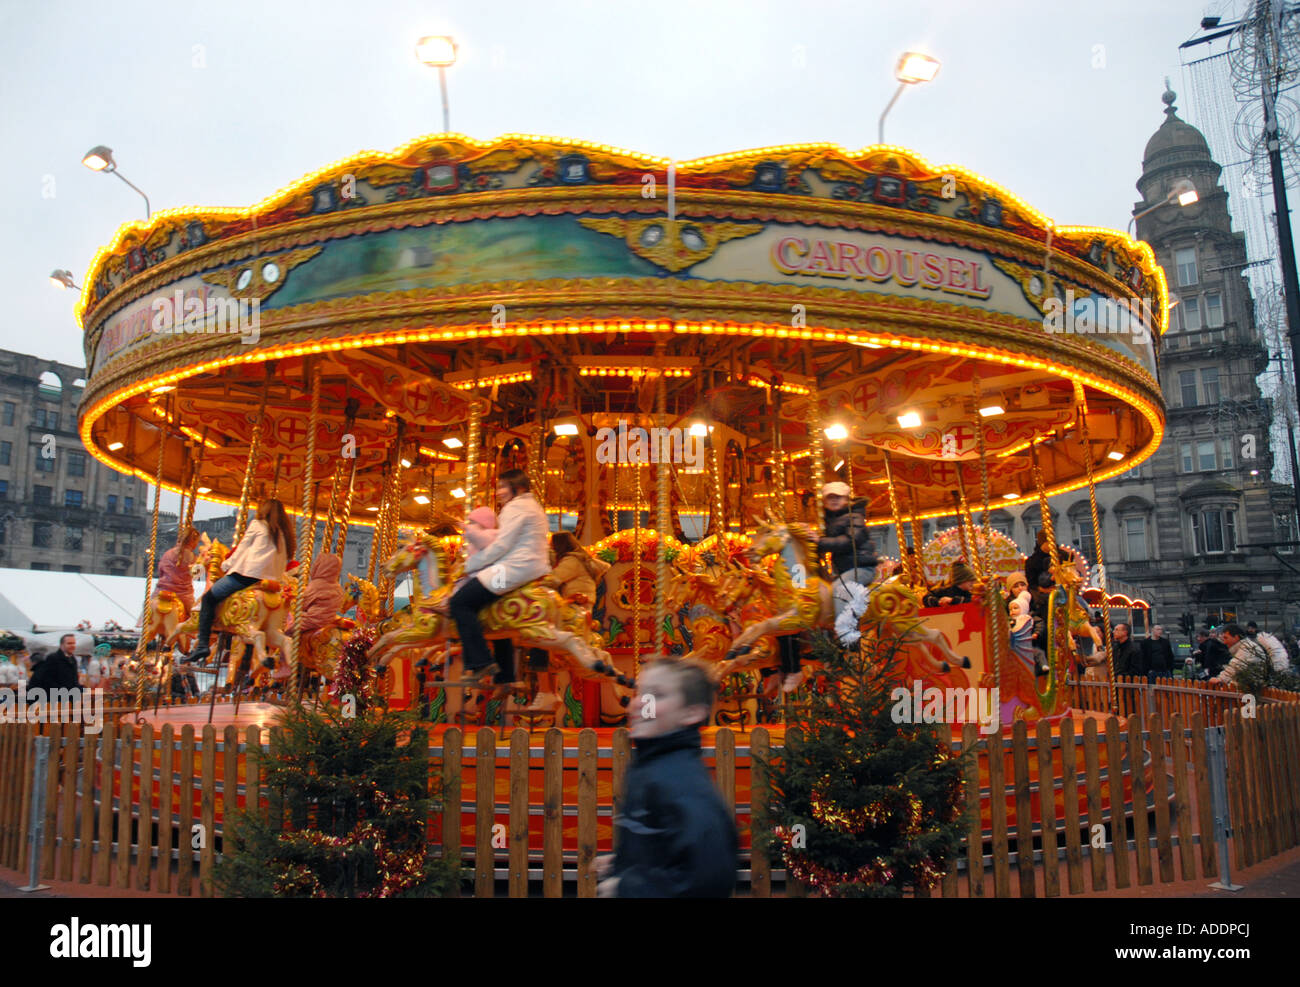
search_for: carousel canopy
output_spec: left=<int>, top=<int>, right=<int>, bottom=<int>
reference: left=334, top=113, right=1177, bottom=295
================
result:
left=75, top=135, right=1167, bottom=535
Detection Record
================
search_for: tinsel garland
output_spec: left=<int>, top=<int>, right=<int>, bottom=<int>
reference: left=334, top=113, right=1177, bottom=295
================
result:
left=331, top=625, right=378, bottom=707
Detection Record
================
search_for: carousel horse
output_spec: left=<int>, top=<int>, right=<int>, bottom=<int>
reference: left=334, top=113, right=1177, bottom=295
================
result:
left=163, top=539, right=295, bottom=683
left=140, top=591, right=193, bottom=656
left=367, top=533, right=626, bottom=696
left=718, top=514, right=837, bottom=675
left=858, top=577, right=970, bottom=677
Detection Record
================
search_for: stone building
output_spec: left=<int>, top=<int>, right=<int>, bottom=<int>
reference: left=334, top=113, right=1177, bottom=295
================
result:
left=0, top=350, right=149, bottom=574
left=1085, top=88, right=1299, bottom=633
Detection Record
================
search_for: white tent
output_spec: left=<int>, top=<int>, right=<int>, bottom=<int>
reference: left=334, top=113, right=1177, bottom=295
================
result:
left=0, top=567, right=204, bottom=634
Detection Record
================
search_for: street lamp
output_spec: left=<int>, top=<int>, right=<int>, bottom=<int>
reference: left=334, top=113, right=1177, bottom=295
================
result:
left=879, top=51, right=940, bottom=144
left=1127, top=178, right=1198, bottom=235
left=48, top=269, right=80, bottom=290
left=81, top=146, right=150, bottom=219
left=416, top=35, right=458, bottom=133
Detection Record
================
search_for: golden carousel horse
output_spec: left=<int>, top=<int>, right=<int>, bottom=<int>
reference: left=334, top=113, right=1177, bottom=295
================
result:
left=141, top=591, right=193, bottom=655
left=367, top=533, right=628, bottom=695
left=164, top=540, right=295, bottom=685
left=858, top=572, right=970, bottom=677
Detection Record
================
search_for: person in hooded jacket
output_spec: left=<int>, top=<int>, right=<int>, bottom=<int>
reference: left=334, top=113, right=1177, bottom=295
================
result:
left=817, top=481, right=879, bottom=585
left=596, top=659, right=738, bottom=898
left=297, top=552, right=345, bottom=638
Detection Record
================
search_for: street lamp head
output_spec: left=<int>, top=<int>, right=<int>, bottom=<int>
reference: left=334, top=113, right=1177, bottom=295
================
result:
left=48, top=269, right=78, bottom=290
left=416, top=35, right=457, bottom=67
left=1170, top=178, right=1198, bottom=207
left=895, top=51, right=940, bottom=85
left=82, top=145, right=115, bottom=172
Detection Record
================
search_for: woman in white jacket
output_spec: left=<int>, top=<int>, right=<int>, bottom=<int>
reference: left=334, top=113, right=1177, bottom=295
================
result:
left=186, top=499, right=296, bottom=664
left=450, top=469, right=549, bottom=684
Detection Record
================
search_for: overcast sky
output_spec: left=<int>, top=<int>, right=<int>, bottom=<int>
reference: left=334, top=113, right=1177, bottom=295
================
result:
left=0, top=0, right=1230, bottom=516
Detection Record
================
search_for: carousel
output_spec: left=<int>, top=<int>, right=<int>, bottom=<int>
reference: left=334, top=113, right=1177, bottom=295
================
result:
left=74, top=133, right=1168, bottom=847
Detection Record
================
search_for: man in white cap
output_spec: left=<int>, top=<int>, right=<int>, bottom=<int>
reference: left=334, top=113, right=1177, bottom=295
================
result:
left=818, top=481, right=881, bottom=656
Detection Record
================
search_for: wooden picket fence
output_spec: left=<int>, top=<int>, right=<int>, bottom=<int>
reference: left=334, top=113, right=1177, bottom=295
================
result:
left=2, top=702, right=1299, bottom=897
left=1071, top=674, right=1300, bottom=727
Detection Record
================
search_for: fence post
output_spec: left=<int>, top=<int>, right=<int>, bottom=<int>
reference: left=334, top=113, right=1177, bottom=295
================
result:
left=18, top=736, right=51, bottom=893
left=1205, top=725, right=1243, bottom=892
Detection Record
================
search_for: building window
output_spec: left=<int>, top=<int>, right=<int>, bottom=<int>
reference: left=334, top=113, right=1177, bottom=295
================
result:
left=1122, top=465, right=1142, bottom=480
left=1205, top=292, right=1224, bottom=327
left=62, top=565, right=81, bottom=573
left=67, top=451, right=86, bottom=477
left=31, top=562, right=49, bottom=571
left=0, top=479, right=7, bottom=500
left=104, top=533, right=115, bottom=554
left=64, top=489, right=83, bottom=508
left=1175, top=247, right=1199, bottom=287
left=32, top=408, right=60, bottom=431
left=109, top=566, right=127, bottom=576
left=1220, top=437, right=1234, bottom=469
left=1278, top=512, right=1297, bottom=554
left=64, top=526, right=83, bottom=551
left=1201, top=367, right=1220, bottom=404
left=1072, top=523, right=1097, bottom=565
left=1182, top=297, right=1202, bottom=331
left=0, top=520, right=5, bottom=544
left=1124, top=516, right=1148, bottom=561
left=0, top=441, right=9, bottom=466
left=32, top=522, right=52, bottom=548
left=1191, top=508, right=1237, bottom=554
left=107, top=495, right=117, bottom=513
left=124, top=496, right=134, bottom=512
left=1180, top=443, right=1194, bottom=473
left=1179, top=370, right=1198, bottom=407
left=1, top=402, right=12, bottom=426
left=121, top=535, right=133, bottom=556
left=34, top=456, right=54, bottom=473
left=33, top=485, right=52, bottom=505
left=1197, top=440, right=1217, bottom=472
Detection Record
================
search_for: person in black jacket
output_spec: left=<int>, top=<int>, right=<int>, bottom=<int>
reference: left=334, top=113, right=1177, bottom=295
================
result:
left=818, top=482, right=878, bottom=585
left=1111, top=622, right=1145, bottom=679
left=1141, top=625, right=1175, bottom=681
left=28, top=634, right=82, bottom=696
left=597, top=659, right=738, bottom=898
left=1192, top=629, right=1230, bottom=677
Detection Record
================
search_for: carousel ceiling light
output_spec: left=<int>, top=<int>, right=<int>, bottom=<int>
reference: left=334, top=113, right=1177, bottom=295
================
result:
left=442, top=437, right=463, bottom=449
left=1107, top=451, right=1125, bottom=461
left=107, top=441, right=124, bottom=451
left=897, top=411, right=922, bottom=429
left=1002, top=493, right=1018, bottom=500
left=824, top=424, right=849, bottom=441
left=554, top=423, right=579, bottom=436
left=197, top=486, right=211, bottom=494
left=450, top=487, right=466, bottom=498
left=689, top=423, right=710, bottom=436
left=400, top=458, right=413, bottom=468
left=834, top=460, right=845, bottom=471
left=414, top=494, right=431, bottom=505
left=978, top=404, right=1004, bottom=417
left=366, top=506, right=380, bottom=512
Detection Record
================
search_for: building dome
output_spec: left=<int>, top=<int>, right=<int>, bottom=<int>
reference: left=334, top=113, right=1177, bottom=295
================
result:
left=1143, top=85, right=1211, bottom=165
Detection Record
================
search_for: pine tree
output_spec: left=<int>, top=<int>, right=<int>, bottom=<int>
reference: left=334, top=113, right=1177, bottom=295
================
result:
left=764, top=631, right=969, bottom=897
left=216, top=628, right=460, bottom=897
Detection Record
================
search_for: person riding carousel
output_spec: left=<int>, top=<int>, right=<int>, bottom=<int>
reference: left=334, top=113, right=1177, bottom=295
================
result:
left=185, top=499, right=295, bottom=665
left=449, top=469, right=550, bottom=686
left=155, top=525, right=200, bottom=617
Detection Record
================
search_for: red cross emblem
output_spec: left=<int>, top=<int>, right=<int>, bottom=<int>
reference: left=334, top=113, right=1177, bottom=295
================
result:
left=280, top=417, right=307, bottom=447
left=931, top=462, right=956, bottom=485
left=947, top=424, right=975, bottom=449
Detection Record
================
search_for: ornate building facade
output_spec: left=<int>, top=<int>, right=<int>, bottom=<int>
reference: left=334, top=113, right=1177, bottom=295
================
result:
left=0, top=350, right=149, bottom=574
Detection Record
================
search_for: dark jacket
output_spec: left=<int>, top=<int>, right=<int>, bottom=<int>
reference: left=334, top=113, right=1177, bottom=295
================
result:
left=613, top=728, right=738, bottom=898
left=28, top=652, right=81, bottom=694
left=1113, top=637, right=1145, bottom=678
left=1142, top=636, right=1175, bottom=676
left=923, top=584, right=972, bottom=608
left=818, top=500, right=878, bottom=582
left=1024, top=546, right=1053, bottom=600
left=1194, top=637, right=1230, bottom=676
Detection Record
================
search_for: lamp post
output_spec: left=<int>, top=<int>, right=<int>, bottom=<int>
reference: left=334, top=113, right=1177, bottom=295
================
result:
left=81, top=146, right=150, bottom=219
left=878, top=51, right=940, bottom=145
left=1127, top=178, right=1199, bottom=236
left=416, top=35, right=458, bottom=133
left=48, top=270, right=80, bottom=291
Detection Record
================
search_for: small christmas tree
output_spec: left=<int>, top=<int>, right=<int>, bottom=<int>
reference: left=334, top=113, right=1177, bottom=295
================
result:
left=765, top=630, right=969, bottom=898
left=216, top=629, right=460, bottom=897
